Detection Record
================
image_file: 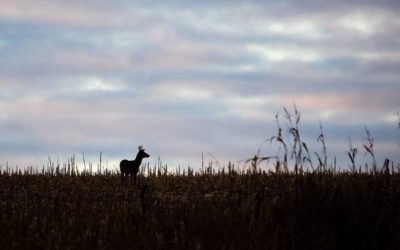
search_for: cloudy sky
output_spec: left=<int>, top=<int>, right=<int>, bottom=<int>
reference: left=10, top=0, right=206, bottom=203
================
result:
left=0, top=0, right=399, bottom=170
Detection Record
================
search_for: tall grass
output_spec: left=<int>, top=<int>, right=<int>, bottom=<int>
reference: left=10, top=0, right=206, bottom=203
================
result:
left=1, top=163, right=400, bottom=249
left=1, top=107, right=400, bottom=249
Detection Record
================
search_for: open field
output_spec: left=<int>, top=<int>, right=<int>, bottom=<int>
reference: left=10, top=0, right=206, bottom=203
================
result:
left=1, top=107, right=399, bottom=249
left=2, top=1, right=400, bottom=249
left=1, top=164, right=400, bottom=250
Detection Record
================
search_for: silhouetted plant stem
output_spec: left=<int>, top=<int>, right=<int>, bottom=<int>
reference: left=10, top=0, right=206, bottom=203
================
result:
left=347, top=137, right=358, bottom=173
left=363, top=126, right=377, bottom=172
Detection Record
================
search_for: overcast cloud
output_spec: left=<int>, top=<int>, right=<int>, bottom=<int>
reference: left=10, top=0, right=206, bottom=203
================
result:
left=0, top=0, right=399, bottom=170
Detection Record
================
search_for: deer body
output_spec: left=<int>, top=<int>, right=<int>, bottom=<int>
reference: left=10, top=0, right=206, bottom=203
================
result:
left=120, top=146, right=149, bottom=183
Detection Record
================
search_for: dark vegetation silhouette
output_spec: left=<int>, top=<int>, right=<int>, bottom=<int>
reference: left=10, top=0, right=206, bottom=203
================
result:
left=120, top=145, right=150, bottom=183
left=1, top=108, right=400, bottom=249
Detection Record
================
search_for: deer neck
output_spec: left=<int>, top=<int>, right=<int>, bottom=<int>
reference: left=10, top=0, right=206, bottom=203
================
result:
left=135, top=154, right=143, bottom=164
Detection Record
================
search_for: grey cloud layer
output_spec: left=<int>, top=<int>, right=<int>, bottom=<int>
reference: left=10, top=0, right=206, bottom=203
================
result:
left=0, top=0, right=399, bottom=168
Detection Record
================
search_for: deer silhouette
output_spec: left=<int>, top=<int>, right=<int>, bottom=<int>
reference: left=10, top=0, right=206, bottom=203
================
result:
left=120, top=145, right=150, bottom=183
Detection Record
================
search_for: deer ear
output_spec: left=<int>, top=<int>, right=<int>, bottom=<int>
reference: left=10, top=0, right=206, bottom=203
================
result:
left=138, top=145, right=143, bottom=151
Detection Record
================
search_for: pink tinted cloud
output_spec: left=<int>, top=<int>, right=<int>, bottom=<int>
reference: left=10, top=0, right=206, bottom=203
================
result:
left=276, top=92, right=398, bottom=123
left=0, top=0, right=148, bottom=28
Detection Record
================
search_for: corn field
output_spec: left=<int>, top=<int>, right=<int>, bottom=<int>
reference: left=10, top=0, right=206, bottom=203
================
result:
left=1, top=106, right=399, bottom=249
left=1, top=164, right=400, bottom=250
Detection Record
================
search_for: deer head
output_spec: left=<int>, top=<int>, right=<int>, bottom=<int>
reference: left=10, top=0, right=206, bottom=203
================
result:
left=137, top=145, right=150, bottom=158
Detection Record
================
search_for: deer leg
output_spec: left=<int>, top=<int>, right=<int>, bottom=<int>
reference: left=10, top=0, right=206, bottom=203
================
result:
left=129, top=173, right=133, bottom=184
